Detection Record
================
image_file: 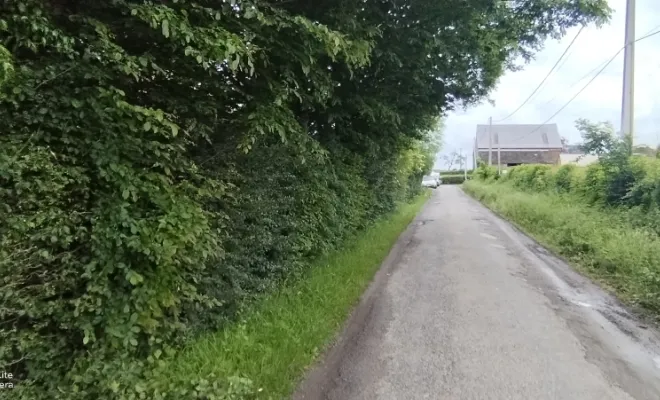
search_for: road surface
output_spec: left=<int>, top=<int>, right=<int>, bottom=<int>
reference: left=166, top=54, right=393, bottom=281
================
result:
left=294, top=186, right=660, bottom=400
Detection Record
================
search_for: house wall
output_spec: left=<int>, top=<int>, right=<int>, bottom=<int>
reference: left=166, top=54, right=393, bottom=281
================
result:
left=477, top=149, right=561, bottom=166
left=559, top=153, right=599, bottom=166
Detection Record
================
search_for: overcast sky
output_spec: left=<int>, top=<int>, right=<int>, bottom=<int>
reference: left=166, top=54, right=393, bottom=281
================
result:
left=436, top=0, right=660, bottom=169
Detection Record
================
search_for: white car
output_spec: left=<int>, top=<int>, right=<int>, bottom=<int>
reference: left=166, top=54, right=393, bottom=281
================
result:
left=422, top=175, right=440, bottom=189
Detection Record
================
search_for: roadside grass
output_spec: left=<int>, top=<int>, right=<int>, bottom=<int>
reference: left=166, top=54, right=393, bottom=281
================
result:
left=463, top=180, right=660, bottom=319
left=159, top=191, right=431, bottom=398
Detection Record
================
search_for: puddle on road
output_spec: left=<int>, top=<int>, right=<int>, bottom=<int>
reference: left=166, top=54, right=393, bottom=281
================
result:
left=571, top=300, right=593, bottom=308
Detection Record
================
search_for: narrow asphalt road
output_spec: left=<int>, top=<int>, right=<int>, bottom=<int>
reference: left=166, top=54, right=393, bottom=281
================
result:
left=294, top=186, right=660, bottom=400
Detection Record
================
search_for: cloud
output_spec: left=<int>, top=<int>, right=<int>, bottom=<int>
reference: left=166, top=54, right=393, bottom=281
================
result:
left=437, top=0, right=660, bottom=169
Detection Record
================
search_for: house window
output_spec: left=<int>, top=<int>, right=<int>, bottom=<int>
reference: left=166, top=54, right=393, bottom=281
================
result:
left=541, top=132, right=549, bottom=144
left=494, top=133, right=499, bottom=145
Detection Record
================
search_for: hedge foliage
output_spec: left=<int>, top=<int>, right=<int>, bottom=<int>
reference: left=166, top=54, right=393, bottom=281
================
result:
left=477, top=156, right=660, bottom=237
left=436, top=169, right=473, bottom=176
left=0, top=0, right=608, bottom=398
left=441, top=175, right=466, bottom=185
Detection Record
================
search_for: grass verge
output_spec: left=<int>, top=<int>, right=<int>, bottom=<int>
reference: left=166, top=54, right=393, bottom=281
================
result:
left=463, top=180, right=660, bottom=319
left=158, top=191, right=431, bottom=398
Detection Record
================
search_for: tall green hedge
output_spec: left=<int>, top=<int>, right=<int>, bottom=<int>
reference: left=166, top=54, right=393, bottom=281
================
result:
left=441, top=175, right=466, bottom=185
left=0, top=0, right=608, bottom=398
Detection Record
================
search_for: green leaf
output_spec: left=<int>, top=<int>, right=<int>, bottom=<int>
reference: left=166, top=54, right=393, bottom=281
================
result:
left=161, top=19, right=170, bottom=38
left=122, top=189, right=130, bottom=199
left=143, top=121, right=151, bottom=131
left=230, top=57, right=240, bottom=71
left=127, top=270, right=144, bottom=286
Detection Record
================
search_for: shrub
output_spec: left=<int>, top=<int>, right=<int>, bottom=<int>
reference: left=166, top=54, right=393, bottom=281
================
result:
left=553, top=164, right=576, bottom=193
left=475, top=163, right=499, bottom=181
left=439, top=170, right=473, bottom=176
left=442, top=175, right=466, bottom=184
left=505, top=164, right=552, bottom=191
left=580, top=162, right=608, bottom=204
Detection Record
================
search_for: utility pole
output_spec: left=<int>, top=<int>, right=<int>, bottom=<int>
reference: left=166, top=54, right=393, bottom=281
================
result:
left=497, top=137, right=501, bottom=175
left=473, top=136, right=477, bottom=170
left=464, top=150, right=468, bottom=180
left=459, top=148, right=467, bottom=180
left=459, top=148, right=463, bottom=175
left=620, top=0, right=635, bottom=148
left=488, top=116, right=493, bottom=165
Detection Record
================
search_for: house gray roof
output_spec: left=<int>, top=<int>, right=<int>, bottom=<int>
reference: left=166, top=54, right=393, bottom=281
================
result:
left=475, top=123, right=562, bottom=150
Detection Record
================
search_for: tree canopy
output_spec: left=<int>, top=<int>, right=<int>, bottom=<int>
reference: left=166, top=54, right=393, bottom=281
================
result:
left=0, top=0, right=610, bottom=398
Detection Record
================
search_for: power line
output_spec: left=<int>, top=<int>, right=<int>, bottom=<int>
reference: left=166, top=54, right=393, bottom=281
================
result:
left=522, top=39, right=577, bottom=107
left=537, top=22, right=660, bottom=109
left=554, top=44, right=575, bottom=74
left=537, top=58, right=610, bottom=108
left=527, top=45, right=576, bottom=106
left=507, top=27, right=660, bottom=144
left=494, top=26, right=584, bottom=123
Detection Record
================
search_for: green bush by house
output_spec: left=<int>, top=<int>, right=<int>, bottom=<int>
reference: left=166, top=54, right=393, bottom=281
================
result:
left=437, top=170, right=473, bottom=176
left=486, top=157, right=660, bottom=235
left=441, top=175, right=467, bottom=184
